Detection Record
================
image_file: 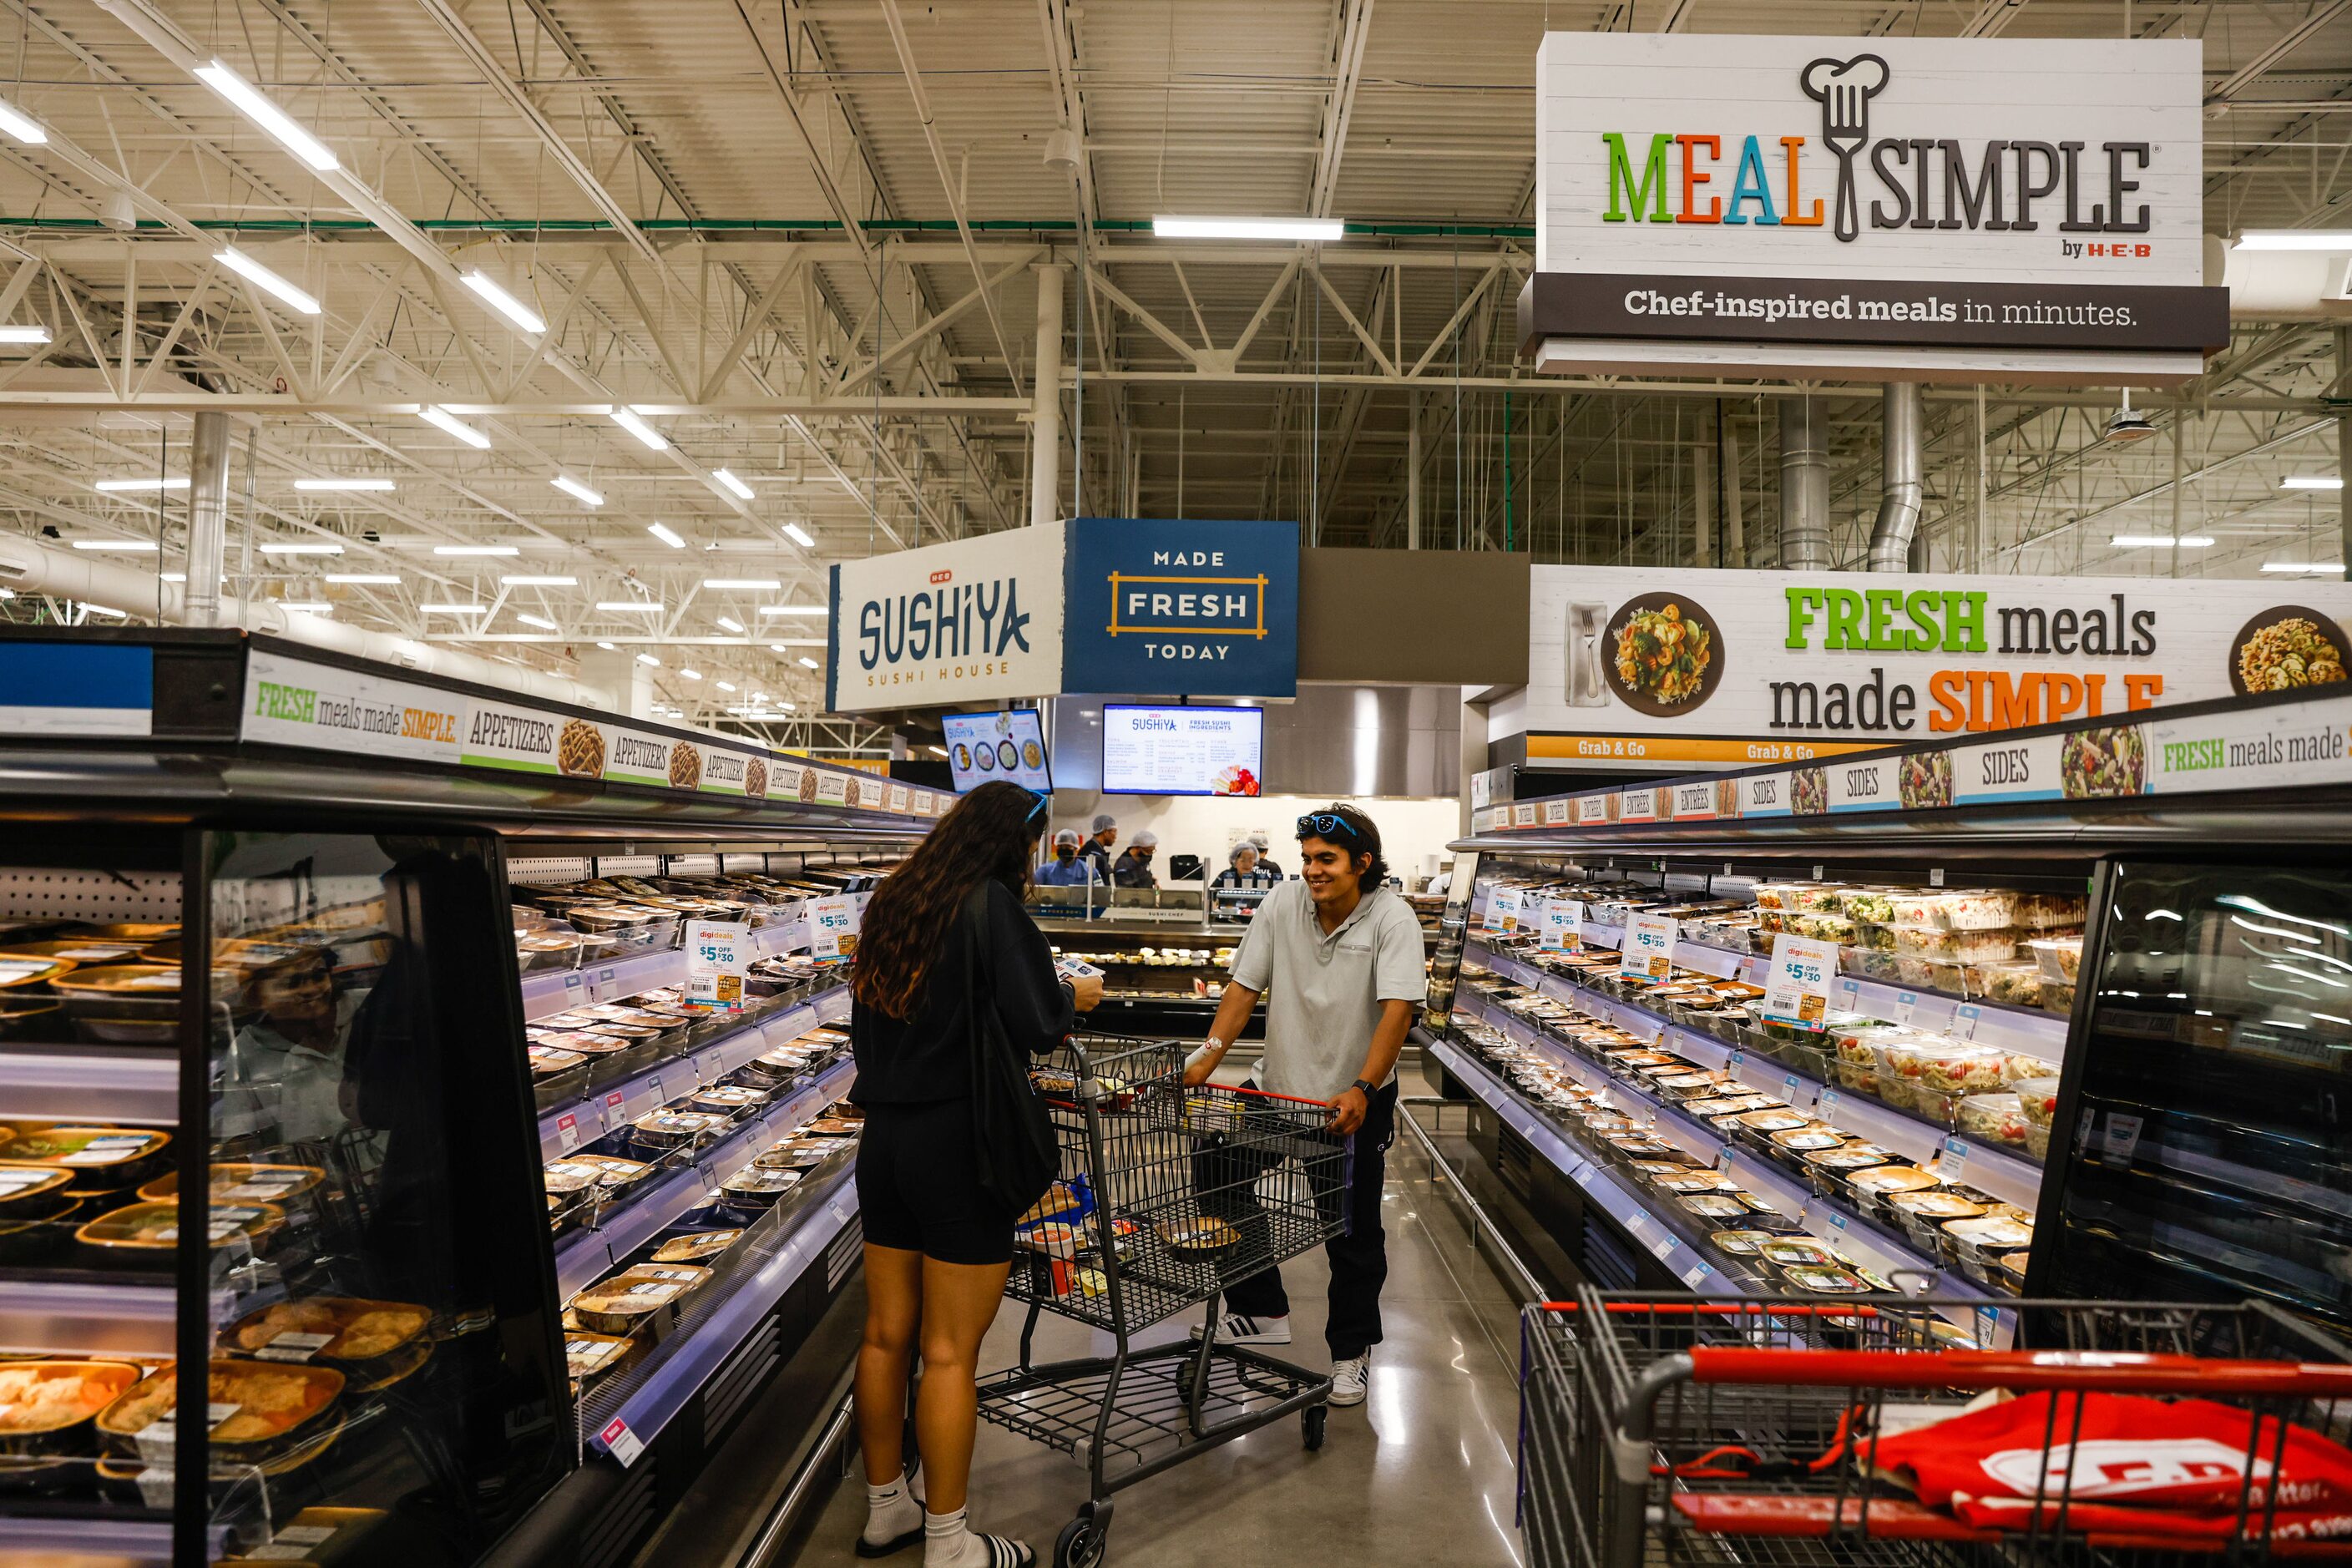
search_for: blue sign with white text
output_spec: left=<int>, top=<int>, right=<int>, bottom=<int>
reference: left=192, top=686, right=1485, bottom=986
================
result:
left=1061, top=518, right=1298, bottom=698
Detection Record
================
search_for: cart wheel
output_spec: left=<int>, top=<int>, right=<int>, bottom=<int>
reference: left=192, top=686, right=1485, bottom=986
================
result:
left=1055, top=1502, right=1110, bottom=1568
left=1302, top=1405, right=1327, bottom=1451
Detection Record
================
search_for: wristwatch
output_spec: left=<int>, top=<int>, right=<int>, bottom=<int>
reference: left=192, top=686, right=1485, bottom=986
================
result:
left=1350, top=1077, right=1376, bottom=1096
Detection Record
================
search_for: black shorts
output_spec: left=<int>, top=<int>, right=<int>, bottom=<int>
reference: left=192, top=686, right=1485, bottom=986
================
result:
left=856, top=1098, right=1018, bottom=1267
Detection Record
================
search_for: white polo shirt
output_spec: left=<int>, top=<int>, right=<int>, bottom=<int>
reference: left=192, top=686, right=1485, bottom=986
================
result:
left=1230, top=878, right=1427, bottom=1101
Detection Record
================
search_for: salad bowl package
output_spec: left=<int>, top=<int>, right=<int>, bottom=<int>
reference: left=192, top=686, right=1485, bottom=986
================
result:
left=1891, top=924, right=2023, bottom=964
left=1957, top=1090, right=2031, bottom=1148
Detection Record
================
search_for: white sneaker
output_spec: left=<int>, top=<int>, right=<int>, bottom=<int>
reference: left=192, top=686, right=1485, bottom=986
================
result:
left=1329, top=1353, right=1370, bottom=1407
left=1197, top=1312, right=1291, bottom=1346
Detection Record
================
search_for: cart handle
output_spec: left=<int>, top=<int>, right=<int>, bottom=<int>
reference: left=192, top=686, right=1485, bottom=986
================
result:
left=1223, top=1083, right=1338, bottom=1109
left=1687, top=1346, right=2352, bottom=1397
left=1535, top=1301, right=1885, bottom=1320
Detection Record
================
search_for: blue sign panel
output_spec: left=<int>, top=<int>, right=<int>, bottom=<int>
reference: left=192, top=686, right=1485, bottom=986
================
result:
left=0, top=640, right=153, bottom=735
left=1061, top=518, right=1298, bottom=698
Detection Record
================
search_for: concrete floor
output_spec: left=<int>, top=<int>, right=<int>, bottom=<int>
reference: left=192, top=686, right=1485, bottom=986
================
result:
left=798, top=1075, right=1530, bottom=1567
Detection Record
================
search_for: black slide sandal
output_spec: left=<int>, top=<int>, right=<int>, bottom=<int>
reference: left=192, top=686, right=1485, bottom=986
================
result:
left=856, top=1526, right=924, bottom=1559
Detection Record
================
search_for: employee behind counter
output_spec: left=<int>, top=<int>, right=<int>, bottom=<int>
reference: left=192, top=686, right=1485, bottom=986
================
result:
left=1110, top=831, right=1159, bottom=889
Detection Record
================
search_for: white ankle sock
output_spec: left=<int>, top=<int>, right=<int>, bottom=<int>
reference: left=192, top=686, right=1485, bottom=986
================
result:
left=924, top=1507, right=1029, bottom=1568
left=863, top=1475, right=920, bottom=1545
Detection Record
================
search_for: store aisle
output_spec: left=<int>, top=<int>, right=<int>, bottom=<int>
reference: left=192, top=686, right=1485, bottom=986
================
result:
left=797, top=1076, right=1528, bottom=1567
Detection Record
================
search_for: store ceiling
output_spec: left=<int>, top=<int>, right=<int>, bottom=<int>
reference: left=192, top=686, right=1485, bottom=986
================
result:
left=0, top=0, right=2343, bottom=739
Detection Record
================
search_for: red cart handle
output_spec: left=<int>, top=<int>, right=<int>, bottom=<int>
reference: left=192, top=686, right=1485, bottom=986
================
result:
left=1688, top=1346, right=2352, bottom=1398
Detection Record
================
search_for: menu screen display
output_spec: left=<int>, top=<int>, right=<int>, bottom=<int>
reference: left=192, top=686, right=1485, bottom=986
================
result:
left=943, top=709, right=1050, bottom=792
left=1100, top=706, right=1264, bottom=797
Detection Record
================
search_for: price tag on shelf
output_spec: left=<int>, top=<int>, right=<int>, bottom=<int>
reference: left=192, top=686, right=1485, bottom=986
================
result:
left=1782, top=1072, right=1810, bottom=1108
left=1837, top=977, right=1862, bottom=1011
left=2102, top=1111, right=2145, bottom=1165
left=600, top=1416, right=646, bottom=1468
left=592, top=965, right=619, bottom=999
left=556, top=1113, right=581, bottom=1153
left=1760, top=933, right=1837, bottom=1031
left=808, top=896, right=861, bottom=960
left=1538, top=898, right=1586, bottom=953
left=1654, top=1234, right=1681, bottom=1260
left=604, top=1089, right=626, bottom=1128
left=1486, top=886, right=1525, bottom=935
left=1891, top=989, right=1920, bottom=1026
left=1621, top=913, right=1679, bottom=982
left=1625, top=1210, right=1651, bottom=1236
left=1818, top=1088, right=1843, bottom=1126
left=687, top=918, right=751, bottom=1013
left=1681, top=1263, right=1710, bottom=1288
left=562, top=971, right=584, bottom=999
left=1727, top=1050, right=1745, bottom=1071
left=1826, top=1210, right=1849, bottom=1232
left=1940, top=1136, right=1972, bottom=1184
left=647, top=1074, right=665, bottom=1109
left=1953, top=1004, right=1984, bottom=1041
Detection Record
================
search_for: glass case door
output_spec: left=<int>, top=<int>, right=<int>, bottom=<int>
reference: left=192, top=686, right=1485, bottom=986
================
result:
left=2036, top=857, right=2352, bottom=1331
left=196, top=829, right=569, bottom=1564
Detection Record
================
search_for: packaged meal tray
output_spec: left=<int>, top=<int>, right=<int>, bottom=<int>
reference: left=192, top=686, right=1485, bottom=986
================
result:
left=1804, top=1142, right=1893, bottom=1173
left=1846, top=1164, right=1939, bottom=1196
left=1732, top=1109, right=1813, bottom=1134
left=528, top=1044, right=589, bottom=1080
left=1684, top=1094, right=1781, bottom=1119
left=2013, top=1075, right=2063, bottom=1130
left=1606, top=1137, right=1685, bottom=1160
left=2015, top=893, right=2087, bottom=931
left=571, top=1263, right=714, bottom=1333
left=1956, top=1091, right=2031, bottom=1147
left=1887, top=1188, right=1988, bottom=1222
left=565, top=1332, right=636, bottom=1384
left=96, top=1359, right=345, bottom=1461
left=1780, top=1265, right=1871, bottom=1295
left=2030, top=938, right=2084, bottom=982
left=1891, top=924, right=2023, bottom=964
left=690, top=1085, right=770, bottom=1115
left=1885, top=1039, right=2011, bottom=1097
left=542, top=1161, right=604, bottom=1199
left=0, top=1359, right=144, bottom=1456
left=1893, top=890, right=2018, bottom=931
left=5, top=1125, right=170, bottom=1189
left=1839, top=948, right=1901, bottom=983
left=1708, top=1230, right=1774, bottom=1256
left=1769, top=1126, right=1847, bottom=1154
left=1894, top=956, right=1966, bottom=992
left=719, top=1166, right=802, bottom=1207
left=224, top=1297, right=430, bottom=1367
left=652, top=1229, right=743, bottom=1264
left=1943, top=1212, right=2035, bottom=1253
left=1652, top=1171, right=1735, bottom=1194
left=630, top=1110, right=731, bottom=1151
left=568, top=1153, right=654, bottom=1190
left=1758, top=1238, right=1841, bottom=1269
left=1966, top=960, right=2043, bottom=1008
left=77, top=1198, right=284, bottom=1263
left=1790, top=913, right=1856, bottom=943
left=1680, top=1192, right=1754, bottom=1220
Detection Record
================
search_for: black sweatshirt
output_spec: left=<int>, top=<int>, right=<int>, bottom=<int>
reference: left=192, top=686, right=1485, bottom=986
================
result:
left=850, top=878, right=1075, bottom=1105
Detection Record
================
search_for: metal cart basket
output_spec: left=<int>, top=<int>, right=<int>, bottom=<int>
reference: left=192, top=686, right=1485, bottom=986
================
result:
left=975, top=1032, right=1353, bottom=1568
left=1520, top=1287, right=2352, bottom=1568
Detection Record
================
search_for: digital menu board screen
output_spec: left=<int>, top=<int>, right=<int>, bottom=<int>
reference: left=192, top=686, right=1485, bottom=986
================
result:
left=1100, top=706, right=1263, bottom=797
left=943, top=709, right=1050, bottom=792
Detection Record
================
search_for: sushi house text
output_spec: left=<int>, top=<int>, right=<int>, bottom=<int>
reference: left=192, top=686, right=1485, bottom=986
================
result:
left=1778, top=587, right=2167, bottom=736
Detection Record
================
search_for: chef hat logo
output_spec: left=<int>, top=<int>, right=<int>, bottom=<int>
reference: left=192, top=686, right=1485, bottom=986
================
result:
left=1800, top=53, right=1891, bottom=119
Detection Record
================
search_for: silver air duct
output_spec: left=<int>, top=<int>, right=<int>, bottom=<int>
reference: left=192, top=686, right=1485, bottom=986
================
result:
left=184, top=410, right=231, bottom=627
left=1778, top=397, right=1831, bottom=569
left=1866, top=381, right=1923, bottom=573
left=0, top=534, right=613, bottom=710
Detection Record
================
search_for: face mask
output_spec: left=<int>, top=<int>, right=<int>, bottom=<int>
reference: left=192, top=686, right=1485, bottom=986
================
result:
left=1055, top=847, right=1076, bottom=862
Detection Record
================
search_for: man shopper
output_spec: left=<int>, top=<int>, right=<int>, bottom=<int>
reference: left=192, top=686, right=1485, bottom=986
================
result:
left=1035, top=827, right=1101, bottom=887
left=1081, top=813, right=1118, bottom=881
left=1110, top=830, right=1159, bottom=888
left=1184, top=803, right=1424, bottom=1408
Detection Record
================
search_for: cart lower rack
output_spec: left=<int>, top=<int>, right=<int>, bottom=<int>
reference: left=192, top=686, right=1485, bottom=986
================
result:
left=1520, top=1287, right=2352, bottom=1568
left=976, top=1033, right=1353, bottom=1568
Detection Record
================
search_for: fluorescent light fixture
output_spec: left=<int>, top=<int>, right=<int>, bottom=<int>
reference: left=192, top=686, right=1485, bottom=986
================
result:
left=716, top=680, right=737, bottom=693
left=781, top=522, right=814, bottom=549
left=712, top=468, right=755, bottom=500
left=515, top=612, right=559, bottom=630
left=78, top=603, right=127, bottom=618
left=2112, top=534, right=2213, bottom=549
left=928, top=746, right=948, bottom=759
left=293, top=477, right=394, bottom=493
left=216, top=246, right=321, bottom=315
left=195, top=61, right=339, bottom=172
left=636, top=653, right=661, bottom=667
left=551, top=474, right=604, bottom=507
left=94, top=477, right=188, bottom=493
left=461, top=270, right=547, bottom=335
left=596, top=640, right=615, bottom=650
left=0, top=324, right=49, bottom=344
left=1153, top=214, right=1344, bottom=242
left=259, top=542, right=344, bottom=555
left=325, top=573, right=400, bottom=584
left=759, top=604, right=825, bottom=616
left=751, top=692, right=767, bottom=702
left=419, top=405, right=491, bottom=449
left=2282, top=476, right=2345, bottom=491
left=72, top=539, right=159, bottom=551
left=0, top=94, right=47, bottom=145
left=422, top=603, right=487, bottom=615
left=159, top=574, right=184, bottom=584
left=610, top=407, right=667, bottom=451
left=2263, top=562, right=2348, bottom=574
left=704, top=578, right=780, bottom=590
left=647, top=521, right=685, bottom=549
left=500, top=574, right=576, bottom=586
left=716, top=615, right=745, bottom=634
left=2233, top=230, right=2352, bottom=252
left=769, top=643, right=788, bottom=654
left=797, top=655, right=820, bottom=670
left=596, top=600, right=662, bottom=613
left=432, top=544, right=519, bottom=557
left=680, top=668, right=702, bottom=680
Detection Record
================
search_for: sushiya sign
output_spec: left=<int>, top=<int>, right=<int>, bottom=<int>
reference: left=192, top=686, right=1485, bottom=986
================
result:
left=1517, top=565, right=2352, bottom=769
left=826, top=524, right=1067, bottom=711
left=1519, top=33, right=2227, bottom=380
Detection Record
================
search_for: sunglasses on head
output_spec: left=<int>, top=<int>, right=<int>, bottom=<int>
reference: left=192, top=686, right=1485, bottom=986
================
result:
left=1297, top=809, right=1363, bottom=843
left=1025, top=790, right=1051, bottom=827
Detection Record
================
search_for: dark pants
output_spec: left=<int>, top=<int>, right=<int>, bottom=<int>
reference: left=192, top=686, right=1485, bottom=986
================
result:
left=1194, top=1080, right=1398, bottom=1359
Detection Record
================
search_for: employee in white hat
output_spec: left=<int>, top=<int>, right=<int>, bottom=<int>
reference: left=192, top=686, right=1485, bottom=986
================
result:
left=1036, top=827, right=1101, bottom=886
left=1082, top=813, right=1118, bottom=881
left=1109, top=829, right=1159, bottom=888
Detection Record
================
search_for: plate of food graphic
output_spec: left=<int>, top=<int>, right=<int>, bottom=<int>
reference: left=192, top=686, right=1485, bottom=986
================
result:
left=2229, top=606, right=2350, bottom=697
left=1606, top=593, right=1725, bottom=717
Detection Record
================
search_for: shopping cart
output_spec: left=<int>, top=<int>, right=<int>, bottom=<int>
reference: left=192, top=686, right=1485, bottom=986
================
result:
left=1520, top=1287, right=2352, bottom=1568
left=974, top=1031, right=1353, bottom=1568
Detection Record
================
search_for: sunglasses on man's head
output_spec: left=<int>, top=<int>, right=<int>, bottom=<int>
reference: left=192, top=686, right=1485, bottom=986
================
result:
left=1297, top=810, right=1363, bottom=842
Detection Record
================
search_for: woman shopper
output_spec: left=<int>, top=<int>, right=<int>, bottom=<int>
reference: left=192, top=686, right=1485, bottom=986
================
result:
left=850, top=780, right=1102, bottom=1567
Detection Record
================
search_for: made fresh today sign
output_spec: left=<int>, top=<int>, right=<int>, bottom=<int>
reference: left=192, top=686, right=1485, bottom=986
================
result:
left=1516, top=564, right=2352, bottom=766
left=1522, top=33, right=2224, bottom=378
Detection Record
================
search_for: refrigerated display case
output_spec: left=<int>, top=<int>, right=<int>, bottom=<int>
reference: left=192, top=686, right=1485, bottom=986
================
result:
left=0, top=630, right=936, bottom=1568
left=1428, top=680, right=2352, bottom=1348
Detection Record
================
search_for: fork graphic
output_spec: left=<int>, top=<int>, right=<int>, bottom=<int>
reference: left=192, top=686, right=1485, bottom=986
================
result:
left=1800, top=53, right=1890, bottom=243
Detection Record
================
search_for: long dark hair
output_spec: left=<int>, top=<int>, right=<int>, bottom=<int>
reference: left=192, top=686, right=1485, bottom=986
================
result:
left=853, top=780, right=1044, bottom=1019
